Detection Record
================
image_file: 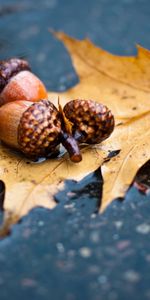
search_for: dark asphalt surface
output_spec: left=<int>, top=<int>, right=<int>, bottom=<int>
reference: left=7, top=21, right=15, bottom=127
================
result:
left=0, top=0, right=150, bottom=299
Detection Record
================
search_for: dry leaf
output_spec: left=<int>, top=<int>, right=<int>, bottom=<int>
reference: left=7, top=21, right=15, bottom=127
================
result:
left=49, top=32, right=150, bottom=211
left=0, top=144, right=104, bottom=235
left=0, top=31, right=150, bottom=235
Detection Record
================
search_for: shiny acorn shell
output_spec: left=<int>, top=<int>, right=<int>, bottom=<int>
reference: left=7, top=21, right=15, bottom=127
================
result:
left=0, top=100, right=61, bottom=158
left=0, top=58, right=47, bottom=106
left=63, top=99, right=115, bottom=144
left=0, top=58, right=30, bottom=93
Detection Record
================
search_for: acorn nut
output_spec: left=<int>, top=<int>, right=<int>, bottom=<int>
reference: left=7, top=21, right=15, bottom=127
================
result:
left=0, top=100, right=62, bottom=158
left=63, top=99, right=114, bottom=144
left=0, top=58, right=47, bottom=106
left=0, top=98, right=114, bottom=163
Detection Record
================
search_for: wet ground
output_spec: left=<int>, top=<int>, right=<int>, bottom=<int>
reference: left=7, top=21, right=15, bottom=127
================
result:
left=0, top=0, right=150, bottom=299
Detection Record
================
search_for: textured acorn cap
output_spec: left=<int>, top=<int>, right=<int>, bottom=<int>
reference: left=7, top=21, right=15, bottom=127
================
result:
left=18, top=100, right=61, bottom=157
left=63, top=99, right=115, bottom=144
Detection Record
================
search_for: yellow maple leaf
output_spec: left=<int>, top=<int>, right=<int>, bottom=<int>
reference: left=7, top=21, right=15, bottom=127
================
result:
left=0, top=31, right=150, bottom=236
left=50, top=32, right=150, bottom=211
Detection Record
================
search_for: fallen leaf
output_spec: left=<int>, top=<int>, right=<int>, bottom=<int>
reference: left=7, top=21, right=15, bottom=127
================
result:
left=0, top=143, right=105, bottom=235
left=0, top=31, right=150, bottom=235
left=49, top=31, right=150, bottom=211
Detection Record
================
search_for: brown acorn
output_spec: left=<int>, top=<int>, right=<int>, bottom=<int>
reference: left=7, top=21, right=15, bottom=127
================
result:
left=0, top=58, right=47, bottom=106
left=0, top=100, right=61, bottom=158
left=63, top=99, right=114, bottom=144
left=0, top=98, right=114, bottom=163
left=0, top=99, right=82, bottom=162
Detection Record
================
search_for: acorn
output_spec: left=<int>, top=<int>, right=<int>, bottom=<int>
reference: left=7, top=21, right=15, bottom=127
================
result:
left=0, top=99, right=82, bottom=162
left=0, top=98, right=114, bottom=163
left=63, top=99, right=114, bottom=144
left=0, top=58, right=47, bottom=106
left=0, top=100, right=62, bottom=158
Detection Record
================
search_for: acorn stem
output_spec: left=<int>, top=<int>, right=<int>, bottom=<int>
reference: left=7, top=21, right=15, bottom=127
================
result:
left=60, top=131, right=82, bottom=163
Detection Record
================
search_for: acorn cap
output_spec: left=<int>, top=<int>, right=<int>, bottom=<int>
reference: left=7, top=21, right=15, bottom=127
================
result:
left=18, top=100, right=62, bottom=157
left=63, top=99, right=115, bottom=144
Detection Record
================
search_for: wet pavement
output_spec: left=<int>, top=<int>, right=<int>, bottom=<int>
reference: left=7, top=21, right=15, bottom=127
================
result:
left=0, top=0, right=150, bottom=299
